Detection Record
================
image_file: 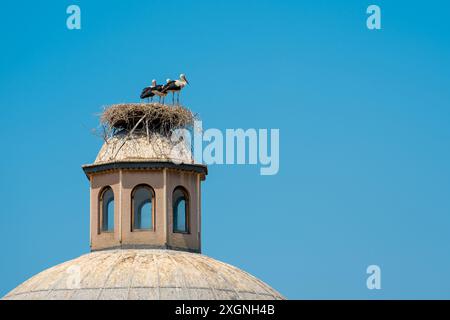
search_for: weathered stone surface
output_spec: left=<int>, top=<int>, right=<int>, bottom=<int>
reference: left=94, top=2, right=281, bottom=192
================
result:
left=95, top=134, right=193, bottom=164
left=3, top=249, right=284, bottom=300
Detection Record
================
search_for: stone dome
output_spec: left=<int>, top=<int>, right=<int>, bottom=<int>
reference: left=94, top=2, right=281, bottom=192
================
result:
left=95, top=133, right=193, bottom=165
left=3, top=249, right=284, bottom=300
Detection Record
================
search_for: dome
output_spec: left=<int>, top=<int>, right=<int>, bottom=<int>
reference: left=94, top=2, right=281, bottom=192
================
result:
left=95, top=133, right=193, bottom=165
left=3, top=249, right=284, bottom=300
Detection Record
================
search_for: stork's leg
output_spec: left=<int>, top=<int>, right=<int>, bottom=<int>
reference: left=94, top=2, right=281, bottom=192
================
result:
left=172, top=92, right=175, bottom=105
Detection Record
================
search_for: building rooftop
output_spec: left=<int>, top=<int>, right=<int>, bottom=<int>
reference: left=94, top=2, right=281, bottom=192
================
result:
left=94, top=133, right=193, bottom=165
left=3, top=102, right=284, bottom=300
left=4, top=249, right=284, bottom=300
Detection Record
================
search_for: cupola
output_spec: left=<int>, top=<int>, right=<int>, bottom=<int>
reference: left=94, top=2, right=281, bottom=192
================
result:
left=82, top=103, right=207, bottom=253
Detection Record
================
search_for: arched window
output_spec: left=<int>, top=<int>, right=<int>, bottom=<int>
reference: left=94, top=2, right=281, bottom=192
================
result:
left=100, top=187, right=114, bottom=232
left=173, top=187, right=189, bottom=233
left=132, top=185, right=155, bottom=231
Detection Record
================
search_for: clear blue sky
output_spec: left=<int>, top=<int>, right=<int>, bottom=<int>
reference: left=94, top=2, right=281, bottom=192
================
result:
left=1, top=0, right=450, bottom=299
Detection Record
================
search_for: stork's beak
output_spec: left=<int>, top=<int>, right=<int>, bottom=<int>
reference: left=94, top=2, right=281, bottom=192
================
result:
left=186, top=78, right=190, bottom=85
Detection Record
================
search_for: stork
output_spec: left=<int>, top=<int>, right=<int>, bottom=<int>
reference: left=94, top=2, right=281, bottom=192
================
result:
left=140, top=79, right=156, bottom=102
left=162, top=74, right=189, bottom=105
left=150, top=80, right=168, bottom=104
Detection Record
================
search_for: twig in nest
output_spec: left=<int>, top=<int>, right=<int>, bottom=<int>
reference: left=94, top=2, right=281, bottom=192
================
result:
left=100, top=103, right=197, bottom=138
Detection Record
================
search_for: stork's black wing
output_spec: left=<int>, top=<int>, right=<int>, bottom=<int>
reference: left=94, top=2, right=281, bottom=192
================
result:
left=140, top=87, right=154, bottom=99
left=152, top=84, right=164, bottom=93
left=162, top=81, right=177, bottom=93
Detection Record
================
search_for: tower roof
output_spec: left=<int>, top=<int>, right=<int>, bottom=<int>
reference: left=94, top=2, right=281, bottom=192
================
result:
left=94, top=133, right=193, bottom=165
left=94, top=103, right=196, bottom=165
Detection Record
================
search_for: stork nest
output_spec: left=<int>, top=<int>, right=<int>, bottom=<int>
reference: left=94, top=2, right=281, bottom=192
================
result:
left=100, top=103, right=197, bottom=137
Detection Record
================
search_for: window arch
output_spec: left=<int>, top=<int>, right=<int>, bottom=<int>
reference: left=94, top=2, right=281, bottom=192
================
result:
left=132, top=185, right=155, bottom=231
left=173, top=187, right=189, bottom=233
left=99, top=187, right=114, bottom=232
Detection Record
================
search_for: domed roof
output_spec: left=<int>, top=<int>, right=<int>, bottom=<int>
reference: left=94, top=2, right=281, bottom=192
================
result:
left=95, top=133, right=193, bottom=165
left=3, top=250, right=284, bottom=300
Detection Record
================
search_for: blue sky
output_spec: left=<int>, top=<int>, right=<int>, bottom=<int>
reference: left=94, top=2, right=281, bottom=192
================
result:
left=1, top=0, right=450, bottom=299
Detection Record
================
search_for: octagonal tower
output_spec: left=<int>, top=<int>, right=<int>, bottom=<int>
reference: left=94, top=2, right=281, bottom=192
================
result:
left=82, top=103, right=207, bottom=253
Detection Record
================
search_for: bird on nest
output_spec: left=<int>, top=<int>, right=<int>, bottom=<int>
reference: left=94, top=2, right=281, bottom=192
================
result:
left=140, top=74, right=189, bottom=106
left=161, top=74, right=189, bottom=105
left=140, top=79, right=168, bottom=104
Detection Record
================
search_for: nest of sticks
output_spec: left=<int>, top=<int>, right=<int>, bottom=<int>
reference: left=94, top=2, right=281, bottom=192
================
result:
left=99, top=103, right=197, bottom=138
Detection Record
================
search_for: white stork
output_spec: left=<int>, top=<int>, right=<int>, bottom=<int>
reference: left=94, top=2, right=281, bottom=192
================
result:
left=140, top=79, right=169, bottom=104
left=140, top=79, right=157, bottom=102
left=150, top=79, right=169, bottom=104
left=162, top=74, right=189, bottom=105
